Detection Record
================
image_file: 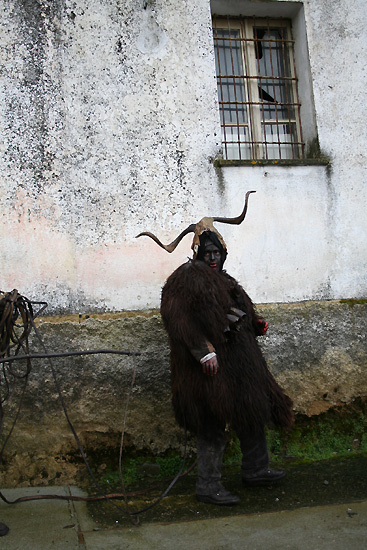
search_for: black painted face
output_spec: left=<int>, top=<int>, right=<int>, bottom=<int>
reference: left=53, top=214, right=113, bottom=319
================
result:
left=201, top=241, right=222, bottom=272
left=196, top=230, right=227, bottom=270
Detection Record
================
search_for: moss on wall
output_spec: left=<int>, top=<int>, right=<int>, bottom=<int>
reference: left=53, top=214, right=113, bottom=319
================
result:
left=339, top=298, right=367, bottom=307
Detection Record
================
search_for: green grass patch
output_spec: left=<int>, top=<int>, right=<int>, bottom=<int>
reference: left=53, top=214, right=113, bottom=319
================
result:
left=94, top=400, right=367, bottom=489
left=268, top=400, right=367, bottom=462
left=339, top=298, right=367, bottom=307
left=97, top=454, right=187, bottom=490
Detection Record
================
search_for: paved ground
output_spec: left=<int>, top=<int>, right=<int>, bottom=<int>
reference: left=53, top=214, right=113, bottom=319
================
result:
left=1, top=486, right=366, bottom=549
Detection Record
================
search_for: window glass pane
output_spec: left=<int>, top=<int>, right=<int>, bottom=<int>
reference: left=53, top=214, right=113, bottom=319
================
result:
left=263, top=123, right=300, bottom=159
left=214, top=28, right=248, bottom=126
left=221, top=126, right=251, bottom=160
left=255, top=27, right=294, bottom=121
left=215, top=29, right=243, bottom=75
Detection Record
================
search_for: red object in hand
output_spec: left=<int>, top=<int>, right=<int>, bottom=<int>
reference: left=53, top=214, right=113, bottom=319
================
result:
left=257, top=319, right=269, bottom=335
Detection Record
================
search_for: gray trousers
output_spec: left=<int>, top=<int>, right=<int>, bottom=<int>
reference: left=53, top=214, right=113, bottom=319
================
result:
left=196, top=422, right=269, bottom=495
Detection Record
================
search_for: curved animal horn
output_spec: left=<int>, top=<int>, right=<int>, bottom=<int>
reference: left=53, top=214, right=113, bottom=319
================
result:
left=213, top=190, right=256, bottom=225
left=136, top=224, right=196, bottom=253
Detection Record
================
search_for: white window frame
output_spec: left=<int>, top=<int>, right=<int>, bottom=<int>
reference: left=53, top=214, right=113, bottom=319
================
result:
left=213, top=16, right=304, bottom=161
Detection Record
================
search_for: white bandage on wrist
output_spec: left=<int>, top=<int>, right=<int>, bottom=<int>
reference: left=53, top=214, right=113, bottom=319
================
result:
left=200, top=352, right=216, bottom=364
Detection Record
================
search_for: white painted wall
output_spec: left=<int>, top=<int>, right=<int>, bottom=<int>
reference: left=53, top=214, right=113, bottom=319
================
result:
left=303, top=0, right=367, bottom=298
left=0, top=0, right=366, bottom=312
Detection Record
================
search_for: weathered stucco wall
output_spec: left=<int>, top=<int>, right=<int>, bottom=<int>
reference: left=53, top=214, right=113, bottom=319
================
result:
left=1, top=301, right=366, bottom=485
left=1, top=0, right=366, bottom=488
left=0, top=0, right=221, bottom=311
left=0, top=0, right=366, bottom=312
left=300, top=0, right=367, bottom=298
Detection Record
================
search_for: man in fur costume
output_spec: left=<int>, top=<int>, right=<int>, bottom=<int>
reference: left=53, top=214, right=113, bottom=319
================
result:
left=137, top=192, right=293, bottom=506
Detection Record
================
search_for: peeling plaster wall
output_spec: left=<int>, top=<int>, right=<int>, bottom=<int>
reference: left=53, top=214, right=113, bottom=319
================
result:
left=0, top=0, right=221, bottom=311
left=0, top=0, right=366, bottom=312
left=302, top=0, right=367, bottom=298
left=212, top=165, right=333, bottom=303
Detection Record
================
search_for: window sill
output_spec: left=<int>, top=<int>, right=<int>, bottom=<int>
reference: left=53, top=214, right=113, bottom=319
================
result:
left=213, top=158, right=330, bottom=168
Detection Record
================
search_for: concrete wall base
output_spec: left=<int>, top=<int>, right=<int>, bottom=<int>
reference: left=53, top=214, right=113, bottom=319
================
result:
left=1, top=300, right=366, bottom=486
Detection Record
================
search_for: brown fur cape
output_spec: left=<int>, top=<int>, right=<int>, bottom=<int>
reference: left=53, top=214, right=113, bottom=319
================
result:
left=160, top=260, right=293, bottom=434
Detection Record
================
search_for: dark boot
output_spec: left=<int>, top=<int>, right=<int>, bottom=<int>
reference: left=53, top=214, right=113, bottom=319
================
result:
left=242, top=467, right=286, bottom=486
left=237, top=426, right=286, bottom=486
left=196, top=487, right=239, bottom=505
left=196, top=430, right=239, bottom=506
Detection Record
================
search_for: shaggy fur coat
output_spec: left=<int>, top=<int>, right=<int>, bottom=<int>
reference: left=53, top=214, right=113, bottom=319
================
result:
left=160, top=260, right=293, bottom=434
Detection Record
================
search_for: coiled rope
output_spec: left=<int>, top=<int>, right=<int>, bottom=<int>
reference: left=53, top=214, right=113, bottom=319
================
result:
left=0, top=290, right=194, bottom=526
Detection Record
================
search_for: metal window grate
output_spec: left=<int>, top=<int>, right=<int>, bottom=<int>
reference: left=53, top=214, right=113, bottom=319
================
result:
left=213, top=16, right=304, bottom=161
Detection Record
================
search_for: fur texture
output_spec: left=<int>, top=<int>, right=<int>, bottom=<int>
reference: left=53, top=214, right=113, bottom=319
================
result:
left=160, top=261, right=293, bottom=434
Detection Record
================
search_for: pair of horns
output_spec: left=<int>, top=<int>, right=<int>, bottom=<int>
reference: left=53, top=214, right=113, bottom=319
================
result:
left=136, top=190, right=256, bottom=253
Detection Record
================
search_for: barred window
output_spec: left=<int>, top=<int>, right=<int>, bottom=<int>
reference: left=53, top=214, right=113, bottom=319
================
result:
left=213, top=17, right=304, bottom=161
